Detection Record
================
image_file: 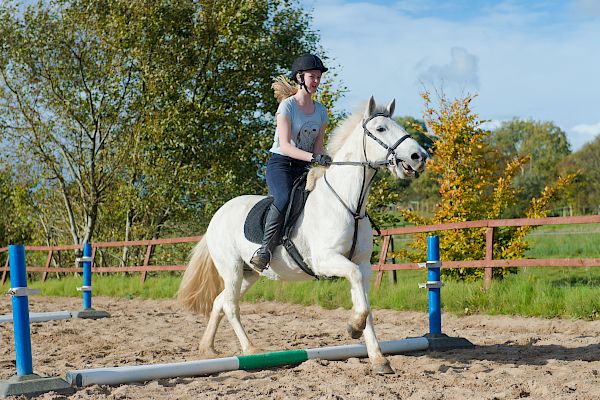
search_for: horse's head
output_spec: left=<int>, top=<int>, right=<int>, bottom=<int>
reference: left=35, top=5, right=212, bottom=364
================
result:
left=362, top=96, right=428, bottom=179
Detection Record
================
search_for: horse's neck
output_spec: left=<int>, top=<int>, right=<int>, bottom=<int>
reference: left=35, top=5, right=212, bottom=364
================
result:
left=318, top=131, right=376, bottom=216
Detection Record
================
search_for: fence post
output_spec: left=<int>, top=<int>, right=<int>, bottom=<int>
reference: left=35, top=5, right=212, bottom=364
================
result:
left=388, top=236, right=397, bottom=284
left=140, top=243, right=155, bottom=284
left=1, top=256, right=8, bottom=285
left=374, top=235, right=390, bottom=289
left=41, top=250, right=53, bottom=282
left=484, top=227, right=494, bottom=290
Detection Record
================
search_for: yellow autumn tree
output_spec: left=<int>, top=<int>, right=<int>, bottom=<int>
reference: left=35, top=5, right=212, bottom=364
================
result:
left=396, top=92, right=575, bottom=281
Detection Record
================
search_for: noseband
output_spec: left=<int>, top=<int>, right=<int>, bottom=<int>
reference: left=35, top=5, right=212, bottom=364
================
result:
left=323, top=112, right=413, bottom=260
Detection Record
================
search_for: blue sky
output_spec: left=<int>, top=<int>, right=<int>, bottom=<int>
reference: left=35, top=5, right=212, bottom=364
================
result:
left=303, top=0, right=600, bottom=150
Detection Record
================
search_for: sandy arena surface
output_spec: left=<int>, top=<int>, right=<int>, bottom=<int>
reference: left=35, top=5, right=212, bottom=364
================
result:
left=1, top=296, right=599, bottom=399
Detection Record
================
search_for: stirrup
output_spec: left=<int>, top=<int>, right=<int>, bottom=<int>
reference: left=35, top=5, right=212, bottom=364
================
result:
left=249, top=248, right=271, bottom=273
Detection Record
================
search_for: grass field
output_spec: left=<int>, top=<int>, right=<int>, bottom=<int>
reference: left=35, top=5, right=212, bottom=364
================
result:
left=2, top=223, right=599, bottom=320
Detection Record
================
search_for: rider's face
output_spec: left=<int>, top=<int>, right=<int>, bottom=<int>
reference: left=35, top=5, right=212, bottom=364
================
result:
left=299, top=70, right=322, bottom=93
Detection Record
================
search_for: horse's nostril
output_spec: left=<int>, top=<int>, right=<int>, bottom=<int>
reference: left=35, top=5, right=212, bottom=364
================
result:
left=411, top=153, right=420, bottom=160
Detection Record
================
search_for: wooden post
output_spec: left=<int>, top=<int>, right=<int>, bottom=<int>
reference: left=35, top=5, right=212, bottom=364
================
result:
left=1, top=256, right=8, bottom=285
left=388, top=236, right=397, bottom=284
left=41, top=250, right=53, bottom=282
left=140, top=244, right=155, bottom=285
left=484, top=227, right=494, bottom=290
left=374, top=235, right=391, bottom=289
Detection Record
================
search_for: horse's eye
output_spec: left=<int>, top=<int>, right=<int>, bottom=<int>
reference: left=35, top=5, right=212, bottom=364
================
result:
left=376, top=126, right=386, bottom=132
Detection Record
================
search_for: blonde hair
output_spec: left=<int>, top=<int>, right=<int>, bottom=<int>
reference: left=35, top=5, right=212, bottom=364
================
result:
left=272, top=75, right=298, bottom=103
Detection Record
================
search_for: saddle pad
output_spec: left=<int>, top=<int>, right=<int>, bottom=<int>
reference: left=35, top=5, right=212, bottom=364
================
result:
left=243, top=197, right=274, bottom=244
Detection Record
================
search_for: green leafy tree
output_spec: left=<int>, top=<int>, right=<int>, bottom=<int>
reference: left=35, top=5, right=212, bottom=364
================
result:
left=0, top=164, right=36, bottom=247
left=559, top=136, right=600, bottom=214
left=0, top=0, right=143, bottom=245
left=396, top=93, right=574, bottom=281
left=0, top=0, right=344, bottom=254
left=489, top=119, right=571, bottom=216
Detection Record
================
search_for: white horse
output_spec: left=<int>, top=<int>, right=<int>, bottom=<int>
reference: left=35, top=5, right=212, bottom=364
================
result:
left=177, top=96, right=428, bottom=374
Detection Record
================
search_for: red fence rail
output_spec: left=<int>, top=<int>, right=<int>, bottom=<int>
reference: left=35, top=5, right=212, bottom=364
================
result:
left=1, top=215, right=599, bottom=289
left=372, top=215, right=600, bottom=290
left=0, top=236, right=201, bottom=285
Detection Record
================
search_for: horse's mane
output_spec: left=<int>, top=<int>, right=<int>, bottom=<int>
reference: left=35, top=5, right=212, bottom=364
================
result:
left=327, top=104, right=390, bottom=157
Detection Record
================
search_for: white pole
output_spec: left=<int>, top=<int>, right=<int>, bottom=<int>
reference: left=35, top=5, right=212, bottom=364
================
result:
left=305, top=337, right=429, bottom=360
left=66, top=338, right=429, bottom=387
left=0, top=311, right=73, bottom=324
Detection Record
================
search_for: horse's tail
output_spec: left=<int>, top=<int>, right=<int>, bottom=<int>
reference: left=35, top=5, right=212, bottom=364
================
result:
left=176, top=236, right=223, bottom=316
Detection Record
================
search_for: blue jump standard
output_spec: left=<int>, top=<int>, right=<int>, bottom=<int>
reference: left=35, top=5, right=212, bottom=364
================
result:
left=0, top=245, right=72, bottom=398
left=0, top=242, right=109, bottom=324
left=421, top=236, right=474, bottom=351
left=71, top=242, right=110, bottom=320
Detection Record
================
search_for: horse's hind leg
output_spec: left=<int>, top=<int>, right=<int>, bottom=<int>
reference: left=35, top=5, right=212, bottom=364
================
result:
left=199, top=269, right=260, bottom=357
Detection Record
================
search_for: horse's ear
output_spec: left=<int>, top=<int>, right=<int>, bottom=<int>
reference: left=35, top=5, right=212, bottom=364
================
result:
left=387, top=99, right=396, bottom=117
left=364, top=96, right=376, bottom=118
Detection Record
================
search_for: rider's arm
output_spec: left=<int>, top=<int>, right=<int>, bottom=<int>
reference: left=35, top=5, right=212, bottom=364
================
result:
left=276, top=113, right=315, bottom=162
left=311, top=123, right=328, bottom=156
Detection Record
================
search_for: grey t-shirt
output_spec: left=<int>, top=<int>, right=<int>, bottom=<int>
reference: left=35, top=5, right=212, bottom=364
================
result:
left=270, top=96, right=329, bottom=155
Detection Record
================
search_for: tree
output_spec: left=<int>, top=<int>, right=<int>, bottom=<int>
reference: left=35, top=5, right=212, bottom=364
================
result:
left=396, top=93, right=574, bottom=281
left=0, top=0, right=343, bottom=251
left=489, top=119, right=571, bottom=216
left=559, top=135, right=600, bottom=214
left=0, top=0, right=143, bottom=245
left=0, top=164, right=36, bottom=247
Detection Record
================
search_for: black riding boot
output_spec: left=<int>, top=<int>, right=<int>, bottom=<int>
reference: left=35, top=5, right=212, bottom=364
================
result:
left=250, top=204, right=284, bottom=271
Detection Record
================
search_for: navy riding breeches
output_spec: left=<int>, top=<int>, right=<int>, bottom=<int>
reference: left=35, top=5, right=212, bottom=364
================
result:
left=266, top=153, right=310, bottom=212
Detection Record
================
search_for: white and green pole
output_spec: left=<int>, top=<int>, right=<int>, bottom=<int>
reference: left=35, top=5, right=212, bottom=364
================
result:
left=66, top=338, right=429, bottom=387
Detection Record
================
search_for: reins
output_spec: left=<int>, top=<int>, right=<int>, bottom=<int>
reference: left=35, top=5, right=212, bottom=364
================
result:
left=323, top=112, right=411, bottom=260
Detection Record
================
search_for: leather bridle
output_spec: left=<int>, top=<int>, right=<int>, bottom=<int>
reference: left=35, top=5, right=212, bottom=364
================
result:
left=323, top=112, right=414, bottom=260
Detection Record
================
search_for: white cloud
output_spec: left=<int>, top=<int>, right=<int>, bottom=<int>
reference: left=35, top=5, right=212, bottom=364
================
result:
left=569, top=122, right=600, bottom=150
left=416, top=47, right=480, bottom=91
left=479, top=119, right=503, bottom=131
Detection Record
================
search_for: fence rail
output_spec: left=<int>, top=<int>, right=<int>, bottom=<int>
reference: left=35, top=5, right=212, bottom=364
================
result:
left=372, top=215, right=600, bottom=289
left=1, top=215, right=599, bottom=289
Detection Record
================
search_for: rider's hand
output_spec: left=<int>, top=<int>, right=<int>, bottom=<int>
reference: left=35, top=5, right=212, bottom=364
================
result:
left=312, top=154, right=332, bottom=166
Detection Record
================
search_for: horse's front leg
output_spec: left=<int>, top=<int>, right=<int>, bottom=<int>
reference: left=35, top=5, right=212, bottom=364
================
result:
left=357, top=261, right=394, bottom=374
left=317, top=253, right=394, bottom=374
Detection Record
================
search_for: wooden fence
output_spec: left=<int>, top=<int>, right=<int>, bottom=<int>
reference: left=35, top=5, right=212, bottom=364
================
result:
left=1, top=215, right=599, bottom=289
left=372, top=215, right=600, bottom=290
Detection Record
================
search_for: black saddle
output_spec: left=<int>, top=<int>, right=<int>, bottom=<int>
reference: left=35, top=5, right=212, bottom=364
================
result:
left=243, top=172, right=317, bottom=278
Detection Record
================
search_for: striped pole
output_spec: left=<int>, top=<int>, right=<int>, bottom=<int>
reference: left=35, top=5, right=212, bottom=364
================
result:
left=65, top=338, right=429, bottom=387
left=427, top=236, right=442, bottom=334
left=8, top=244, right=33, bottom=376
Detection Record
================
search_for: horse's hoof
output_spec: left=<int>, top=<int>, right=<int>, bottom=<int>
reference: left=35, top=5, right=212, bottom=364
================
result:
left=244, top=346, right=265, bottom=355
left=372, top=361, right=395, bottom=375
left=347, top=323, right=363, bottom=339
left=199, top=347, right=220, bottom=359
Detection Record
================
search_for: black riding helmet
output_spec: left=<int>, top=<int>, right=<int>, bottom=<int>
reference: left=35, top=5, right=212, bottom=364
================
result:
left=289, top=54, right=328, bottom=92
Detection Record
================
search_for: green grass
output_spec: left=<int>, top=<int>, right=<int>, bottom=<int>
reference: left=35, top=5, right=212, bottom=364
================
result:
left=2, top=223, right=599, bottom=320
left=0, top=274, right=182, bottom=300
left=525, top=223, right=600, bottom=258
